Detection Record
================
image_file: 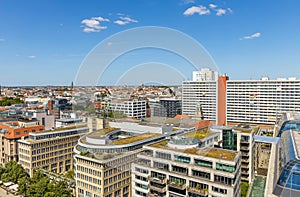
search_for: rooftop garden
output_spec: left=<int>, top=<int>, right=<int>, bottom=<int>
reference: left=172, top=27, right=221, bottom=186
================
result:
left=150, top=141, right=237, bottom=161
left=205, top=149, right=237, bottom=161
left=185, top=128, right=213, bottom=140
left=150, top=140, right=168, bottom=148
left=112, top=133, right=160, bottom=145
left=89, top=127, right=118, bottom=136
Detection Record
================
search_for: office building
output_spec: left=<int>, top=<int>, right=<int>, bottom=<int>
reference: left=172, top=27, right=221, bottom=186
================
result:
left=107, top=99, right=146, bottom=119
left=227, top=77, right=300, bottom=125
left=149, top=98, right=181, bottom=118
left=192, top=68, right=219, bottom=82
left=74, top=121, right=180, bottom=197
left=18, top=124, right=88, bottom=177
left=210, top=124, right=256, bottom=183
left=132, top=130, right=241, bottom=197
left=0, top=119, right=44, bottom=165
left=264, top=112, right=300, bottom=196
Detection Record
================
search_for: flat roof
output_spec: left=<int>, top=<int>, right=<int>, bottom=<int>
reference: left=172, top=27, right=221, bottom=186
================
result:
left=112, top=133, right=160, bottom=145
left=254, top=135, right=280, bottom=144
left=149, top=140, right=238, bottom=161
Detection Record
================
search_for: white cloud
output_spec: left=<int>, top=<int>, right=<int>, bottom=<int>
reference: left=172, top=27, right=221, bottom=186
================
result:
left=81, top=16, right=109, bottom=33
left=209, top=4, right=217, bottom=9
left=114, top=20, right=128, bottom=25
left=183, top=5, right=210, bottom=16
left=92, top=16, right=110, bottom=22
left=182, top=0, right=195, bottom=4
left=227, top=8, right=233, bottom=13
left=216, top=8, right=226, bottom=16
left=0, top=38, right=5, bottom=42
left=28, top=55, right=36, bottom=59
left=114, top=16, right=138, bottom=25
left=120, top=16, right=138, bottom=23
left=240, top=32, right=261, bottom=40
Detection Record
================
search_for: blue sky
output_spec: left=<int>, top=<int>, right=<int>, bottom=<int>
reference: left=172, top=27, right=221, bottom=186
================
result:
left=0, top=0, right=300, bottom=86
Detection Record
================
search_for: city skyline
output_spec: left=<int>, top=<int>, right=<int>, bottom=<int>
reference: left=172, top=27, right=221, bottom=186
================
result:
left=0, top=0, right=300, bottom=85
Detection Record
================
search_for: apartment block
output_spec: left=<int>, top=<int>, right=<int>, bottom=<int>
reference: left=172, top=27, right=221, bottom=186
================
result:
left=227, top=77, right=300, bottom=124
left=107, top=99, right=146, bottom=119
left=132, top=137, right=241, bottom=197
left=0, top=119, right=44, bottom=165
left=18, top=125, right=88, bottom=177
left=182, top=75, right=228, bottom=125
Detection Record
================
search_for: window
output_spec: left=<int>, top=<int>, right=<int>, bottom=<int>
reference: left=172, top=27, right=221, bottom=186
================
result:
left=16, top=132, right=20, bottom=135
left=216, top=163, right=235, bottom=173
left=174, top=155, right=190, bottom=163
left=194, top=159, right=212, bottom=168
left=192, top=170, right=210, bottom=180
left=32, top=130, right=36, bottom=133
left=24, top=130, right=28, bottom=134
left=212, top=186, right=227, bottom=194
left=214, top=174, right=235, bottom=185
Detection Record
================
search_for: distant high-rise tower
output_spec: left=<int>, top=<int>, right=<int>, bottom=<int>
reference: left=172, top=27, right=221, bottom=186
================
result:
left=71, top=81, right=74, bottom=96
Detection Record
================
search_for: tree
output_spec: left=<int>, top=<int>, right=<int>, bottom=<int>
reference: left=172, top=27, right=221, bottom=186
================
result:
left=64, top=169, right=75, bottom=180
left=1, top=161, right=27, bottom=183
left=241, top=182, right=249, bottom=197
left=18, top=176, right=30, bottom=195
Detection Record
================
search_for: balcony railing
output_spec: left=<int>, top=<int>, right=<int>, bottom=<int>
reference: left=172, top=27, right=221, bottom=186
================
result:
left=139, top=151, right=153, bottom=157
left=149, top=177, right=167, bottom=184
left=167, top=181, right=186, bottom=190
left=240, top=146, right=249, bottom=151
left=149, top=193, right=166, bottom=197
left=242, top=164, right=249, bottom=168
left=187, top=187, right=208, bottom=196
left=242, top=170, right=249, bottom=175
left=136, top=160, right=151, bottom=167
left=149, top=184, right=166, bottom=193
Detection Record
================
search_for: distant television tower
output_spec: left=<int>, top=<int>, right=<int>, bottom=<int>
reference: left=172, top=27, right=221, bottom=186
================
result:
left=71, top=81, right=74, bottom=95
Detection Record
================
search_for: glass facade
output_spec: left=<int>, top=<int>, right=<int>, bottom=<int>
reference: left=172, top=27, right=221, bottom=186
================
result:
left=222, top=129, right=237, bottom=150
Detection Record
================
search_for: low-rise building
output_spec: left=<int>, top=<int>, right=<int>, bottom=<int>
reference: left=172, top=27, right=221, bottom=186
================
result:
left=18, top=125, right=88, bottom=177
left=0, top=119, right=44, bottom=165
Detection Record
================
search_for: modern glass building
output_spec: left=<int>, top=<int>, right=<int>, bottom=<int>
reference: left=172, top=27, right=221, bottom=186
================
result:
left=273, top=120, right=300, bottom=196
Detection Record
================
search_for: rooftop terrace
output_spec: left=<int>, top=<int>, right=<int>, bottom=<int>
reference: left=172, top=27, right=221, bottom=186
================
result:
left=112, top=133, right=160, bottom=145
left=184, top=128, right=214, bottom=140
left=149, top=140, right=238, bottom=161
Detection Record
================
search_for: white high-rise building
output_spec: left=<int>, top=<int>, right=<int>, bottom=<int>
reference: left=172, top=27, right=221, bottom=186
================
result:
left=107, top=99, right=147, bottom=119
left=192, top=68, right=219, bottom=81
left=182, top=68, right=227, bottom=124
left=227, top=77, right=300, bottom=124
left=182, top=80, right=218, bottom=121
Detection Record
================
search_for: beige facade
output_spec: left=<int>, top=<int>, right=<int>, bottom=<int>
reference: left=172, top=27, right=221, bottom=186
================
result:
left=75, top=151, right=138, bottom=197
left=0, top=135, right=18, bottom=164
left=74, top=124, right=172, bottom=197
left=235, top=127, right=255, bottom=183
left=87, top=117, right=105, bottom=133
left=0, top=120, right=44, bottom=166
left=18, top=126, right=88, bottom=177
